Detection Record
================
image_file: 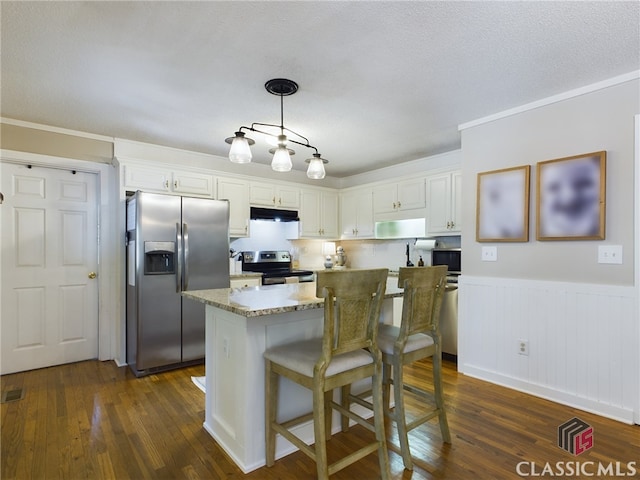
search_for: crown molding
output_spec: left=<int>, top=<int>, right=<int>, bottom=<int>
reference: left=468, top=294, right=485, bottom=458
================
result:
left=0, top=117, right=114, bottom=142
left=458, top=70, right=640, bottom=131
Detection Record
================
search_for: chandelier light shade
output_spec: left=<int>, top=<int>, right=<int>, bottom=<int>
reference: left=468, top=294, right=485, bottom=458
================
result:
left=225, top=78, right=329, bottom=179
left=271, top=146, right=293, bottom=172
left=305, top=153, right=327, bottom=179
left=228, top=131, right=254, bottom=164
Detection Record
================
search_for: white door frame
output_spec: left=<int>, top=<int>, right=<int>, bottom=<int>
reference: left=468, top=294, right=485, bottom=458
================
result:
left=635, top=114, right=640, bottom=425
left=1, top=149, right=119, bottom=364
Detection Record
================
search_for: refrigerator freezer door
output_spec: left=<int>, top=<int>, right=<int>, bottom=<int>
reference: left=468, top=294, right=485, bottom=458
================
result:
left=181, top=197, right=230, bottom=362
left=135, top=192, right=183, bottom=371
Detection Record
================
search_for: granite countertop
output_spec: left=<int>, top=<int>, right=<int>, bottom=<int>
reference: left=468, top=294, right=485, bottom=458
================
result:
left=182, top=276, right=404, bottom=318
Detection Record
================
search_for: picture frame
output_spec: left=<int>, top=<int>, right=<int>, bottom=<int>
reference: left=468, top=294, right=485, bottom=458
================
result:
left=536, top=151, right=606, bottom=241
left=536, top=151, right=607, bottom=241
left=476, top=165, right=530, bottom=242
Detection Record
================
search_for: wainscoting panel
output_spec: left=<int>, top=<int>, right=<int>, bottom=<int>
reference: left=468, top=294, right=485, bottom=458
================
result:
left=458, top=275, right=638, bottom=424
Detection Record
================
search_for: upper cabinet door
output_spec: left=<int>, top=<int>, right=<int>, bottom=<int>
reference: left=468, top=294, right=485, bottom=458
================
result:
left=276, top=185, right=300, bottom=209
left=320, top=191, right=339, bottom=238
left=123, top=164, right=171, bottom=193
left=249, top=182, right=276, bottom=206
left=172, top=171, right=215, bottom=197
left=341, top=188, right=373, bottom=239
left=372, top=183, right=398, bottom=214
left=396, top=178, right=425, bottom=211
left=218, top=178, right=249, bottom=237
left=426, top=170, right=461, bottom=235
left=249, top=182, right=300, bottom=209
left=299, top=190, right=322, bottom=237
left=300, top=189, right=337, bottom=238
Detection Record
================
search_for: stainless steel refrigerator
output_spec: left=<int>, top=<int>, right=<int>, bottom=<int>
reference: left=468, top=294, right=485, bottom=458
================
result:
left=126, top=191, right=229, bottom=376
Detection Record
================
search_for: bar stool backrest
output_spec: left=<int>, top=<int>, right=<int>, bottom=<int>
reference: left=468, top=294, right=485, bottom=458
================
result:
left=397, top=266, right=448, bottom=340
left=316, top=268, right=388, bottom=363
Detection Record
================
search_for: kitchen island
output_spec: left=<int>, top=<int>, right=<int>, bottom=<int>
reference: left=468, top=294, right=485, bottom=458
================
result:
left=182, top=277, right=403, bottom=473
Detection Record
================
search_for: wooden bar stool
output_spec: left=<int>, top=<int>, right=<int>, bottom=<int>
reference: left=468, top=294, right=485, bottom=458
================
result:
left=344, top=265, right=451, bottom=471
left=264, top=268, right=391, bottom=480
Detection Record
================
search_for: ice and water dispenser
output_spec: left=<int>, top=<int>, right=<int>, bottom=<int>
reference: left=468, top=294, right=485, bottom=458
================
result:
left=144, top=241, right=175, bottom=275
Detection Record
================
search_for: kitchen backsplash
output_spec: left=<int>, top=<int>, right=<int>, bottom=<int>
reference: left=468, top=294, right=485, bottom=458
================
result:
left=230, top=220, right=298, bottom=255
left=230, top=220, right=460, bottom=271
left=291, top=236, right=461, bottom=271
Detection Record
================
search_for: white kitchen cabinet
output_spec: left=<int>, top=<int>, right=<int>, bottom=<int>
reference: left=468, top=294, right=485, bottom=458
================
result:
left=123, top=164, right=171, bottom=192
left=123, top=164, right=215, bottom=197
left=426, top=170, right=461, bottom=235
left=373, top=178, right=426, bottom=217
left=172, top=171, right=215, bottom=196
left=217, top=177, right=250, bottom=237
left=340, top=188, right=374, bottom=238
left=249, top=182, right=300, bottom=209
left=299, top=189, right=339, bottom=238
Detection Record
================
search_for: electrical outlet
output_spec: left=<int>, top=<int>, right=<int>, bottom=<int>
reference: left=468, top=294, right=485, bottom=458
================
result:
left=482, top=246, right=498, bottom=262
left=518, top=340, right=529, bottom=356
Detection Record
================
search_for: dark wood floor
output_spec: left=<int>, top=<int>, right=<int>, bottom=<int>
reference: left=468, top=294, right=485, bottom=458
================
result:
left=2, top=358, right=638, bottom=479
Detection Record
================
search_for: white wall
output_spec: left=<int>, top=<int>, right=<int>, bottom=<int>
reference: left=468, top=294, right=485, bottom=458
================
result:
left=458, top=77, right=639, bottom=423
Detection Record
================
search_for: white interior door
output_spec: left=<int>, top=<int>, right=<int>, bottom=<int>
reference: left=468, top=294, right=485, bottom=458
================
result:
left=1, top=162, right=99, bottom=374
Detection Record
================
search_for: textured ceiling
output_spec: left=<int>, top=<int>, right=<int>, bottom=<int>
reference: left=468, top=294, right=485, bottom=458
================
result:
left=1, top=1, right=639, bottom=178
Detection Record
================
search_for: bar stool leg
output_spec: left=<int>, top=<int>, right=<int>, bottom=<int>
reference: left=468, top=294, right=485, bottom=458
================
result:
left=393, top=361, right=413, bottom=470
left=265, top=360, right=278, bottom=467
left=433, top=352, right=451, bottom=443
left=382, top=362, right=392, bottom=417
left=340, top=386, right=350, bottom=432
left=372, top=368, right=392, bottom=480
left=313, top=383, right=329, bottom=480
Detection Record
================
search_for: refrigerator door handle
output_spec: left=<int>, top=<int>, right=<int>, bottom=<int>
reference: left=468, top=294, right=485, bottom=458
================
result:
left=183, top=222, right=189, bottom=291
left=176, top=222, right=183, bottom=293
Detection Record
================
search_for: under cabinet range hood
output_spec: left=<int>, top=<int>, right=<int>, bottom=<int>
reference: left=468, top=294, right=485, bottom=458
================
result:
left=374, top=218, right=426, bottom=239
left=250, top=207, right=299, bottom=222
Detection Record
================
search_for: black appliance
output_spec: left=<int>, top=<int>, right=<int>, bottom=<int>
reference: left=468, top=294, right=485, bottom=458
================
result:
left=250, top=207, right=299, bottom=222
left=431, top=248, right=461, bottom=282
left=241, top=251, right=314, bottom=285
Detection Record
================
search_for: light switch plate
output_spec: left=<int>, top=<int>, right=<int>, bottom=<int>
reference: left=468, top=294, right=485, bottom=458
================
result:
left=481, top=246, right=497, bottom=262
left=598, top=245, right=623, bottom=264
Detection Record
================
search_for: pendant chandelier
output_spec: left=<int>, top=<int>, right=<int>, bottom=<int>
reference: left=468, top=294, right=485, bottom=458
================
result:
left=225, top=79, right=328, bottom=179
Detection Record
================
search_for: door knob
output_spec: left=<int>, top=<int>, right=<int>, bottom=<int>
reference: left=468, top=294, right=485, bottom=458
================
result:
left=88, top=272, right=97, bottom=279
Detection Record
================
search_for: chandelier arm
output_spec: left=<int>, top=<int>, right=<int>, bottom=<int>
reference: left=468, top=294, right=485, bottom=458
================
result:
left=241, top=123, right=319, bottom=154
left=286, top=138, right=318, bottom=155
left=249, top=122, right=312, bottom=147
left=279, top=126, right=312, bottom=147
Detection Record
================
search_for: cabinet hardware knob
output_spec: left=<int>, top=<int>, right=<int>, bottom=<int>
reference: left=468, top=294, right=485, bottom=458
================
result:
left=88, top=272, right=97, bottom=279
left=164, top=180, right=169, bottom=188
left=272, top=197, right=276, bottom=204
left=397, top=201, right=401, bottom=208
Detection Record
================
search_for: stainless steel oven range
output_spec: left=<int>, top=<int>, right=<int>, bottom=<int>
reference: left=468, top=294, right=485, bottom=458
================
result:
left=241, top=251, right=314, bottom=285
